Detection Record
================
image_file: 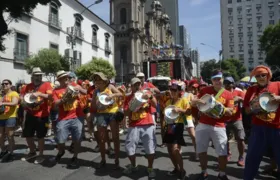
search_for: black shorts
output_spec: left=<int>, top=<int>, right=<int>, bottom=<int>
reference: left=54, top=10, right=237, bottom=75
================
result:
left=22, top=113, right=48, bottom=139
left=163, top=123, right=186, bottom=146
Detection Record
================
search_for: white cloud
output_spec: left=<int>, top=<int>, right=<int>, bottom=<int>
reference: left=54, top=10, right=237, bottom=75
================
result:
left=189, top=0, right=209, bottom=6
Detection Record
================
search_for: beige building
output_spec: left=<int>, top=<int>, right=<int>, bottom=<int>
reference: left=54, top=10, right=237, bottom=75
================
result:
left=110, top=0, right=173, bottom=82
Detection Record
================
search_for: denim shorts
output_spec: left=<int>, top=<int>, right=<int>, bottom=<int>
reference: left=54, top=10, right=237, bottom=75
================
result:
left=94, top=113, right=116, bottom=127
left=0, top=117, right=16, bottom=127
left=56, top=118, right=83, bottom=144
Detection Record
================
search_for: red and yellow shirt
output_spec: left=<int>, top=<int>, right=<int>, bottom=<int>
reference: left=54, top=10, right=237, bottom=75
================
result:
left=197, top=86, right=234, bottom=127
left=21, top=82, right=52, bottom=117
left=229, top=89, right=245, bottom=121
left=0, top=91, right=19, bottom=119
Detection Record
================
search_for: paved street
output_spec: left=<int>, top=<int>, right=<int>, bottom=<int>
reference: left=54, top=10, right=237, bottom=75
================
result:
left=0, top=127, right=276, bottom=180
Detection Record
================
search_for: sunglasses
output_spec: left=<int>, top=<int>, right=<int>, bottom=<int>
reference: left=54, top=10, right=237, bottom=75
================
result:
left=255, top=74, right=267, bottom=78
left=1, top=83, right=9, bottom=86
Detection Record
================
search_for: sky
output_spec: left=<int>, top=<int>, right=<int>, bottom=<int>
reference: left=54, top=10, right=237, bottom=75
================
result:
left=80, top=0, right=221, bottom=62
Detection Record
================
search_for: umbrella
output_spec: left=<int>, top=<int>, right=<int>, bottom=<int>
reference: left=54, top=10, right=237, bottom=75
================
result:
left=240, top=76, right=257, bottom=83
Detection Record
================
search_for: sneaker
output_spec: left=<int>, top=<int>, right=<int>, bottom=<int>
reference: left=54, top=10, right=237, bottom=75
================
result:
left=93, top=145, right=99, bottom=153
left=217, top=174, right=229, bottom=180
left=167, top=168, right=178, bottom=176
left=46, top=129, right=52, bottom=137
left=34, top=156, right=45, bottom=164
left=21, top=152, right=37, bottom=161
left=237, top=157, right=245, bottom=167
left=179, top=170, right=187, bottom=180
left=0, top=150, right=8, bottom=159
left=96, top=160, right=106, bottom=169
left=119, top=128, right=124, bottom=134
left=123, top=164, right=138, bottom=175
left=55, top=151, right=65, bottom=162
left=147, top=168, right=156, bottom=178
left=1, top=153, right=14, bottom=162
left=197, top=172, right=208, bottom=180
left=15, top=127, right=22, bottom=132
left=67, top=157, right=79, bottom=168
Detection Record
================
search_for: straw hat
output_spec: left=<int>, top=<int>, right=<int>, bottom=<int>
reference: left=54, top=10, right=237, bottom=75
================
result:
left=31, top=67, right=44, bottom=75
left=56, top=70, right=69, bottom=80
left=92, top=72, right=108, bottom=81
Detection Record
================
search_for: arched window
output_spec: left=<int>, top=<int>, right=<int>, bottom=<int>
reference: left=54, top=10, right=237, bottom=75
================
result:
left=120, top=45, right=127, bottom=63
left=120, top=8, right=127, bottom=24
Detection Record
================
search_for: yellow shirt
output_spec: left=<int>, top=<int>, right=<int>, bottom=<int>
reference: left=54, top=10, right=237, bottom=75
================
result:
left=165, top=97, right=190, bottom=123
left=183, top=92, right=194, bottom=121
left=97, top=87, right=119, bottom=114
left=0, top=91, right=19, bottom=119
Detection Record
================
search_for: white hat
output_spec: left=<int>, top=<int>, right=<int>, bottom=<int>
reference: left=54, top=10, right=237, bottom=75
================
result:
left=31, top=67, right=44, bottom=75
left=56, top=70, right=69, bottom=80
left=136, top=72, right=145, bottom=77
left=130, top=77, right=141, bottom=85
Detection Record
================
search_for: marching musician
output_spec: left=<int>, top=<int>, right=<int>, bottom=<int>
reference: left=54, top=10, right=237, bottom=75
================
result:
left=191, top=69, right=234, bottom=180
left=0, top=79, right=19, bottom=162
left=223, top=76, right=246, bottom=166
left=52, top=70, right=85, bottom=168
left=20, top=67, right=53, bottom=164
left=91, top=72, right=122, bottom=169
left=243, top=65, right=280, bottom=180
left=136, top=72, right=160, bottom=125
left=123, top=77, right=157, bottom=178
left=163, top=81, right=190, bottom=179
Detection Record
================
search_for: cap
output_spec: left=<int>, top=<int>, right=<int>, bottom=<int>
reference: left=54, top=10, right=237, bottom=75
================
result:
left=211, top=70, right=223, bottom=79
left=224, top=76, right=235, bottom=83
left=136, top=72, right=145, bottom=77
left=130, top=77, right=141, bottom=85
left=68, top=72, right=77, bottom=78
left=92, top=72, right=108, bottom=81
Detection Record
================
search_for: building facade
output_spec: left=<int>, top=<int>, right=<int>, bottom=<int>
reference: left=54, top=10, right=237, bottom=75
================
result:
left=145, top=0, right=179, bottom=44
left=192, top=62, right=197, bottom=78
left=190, top=49, right=200, bottom=77
left=110, top=0, right=174, bottom=82
left=0, top=0, right=115, bottom=84
left=221, top=0, right=279, bottom=74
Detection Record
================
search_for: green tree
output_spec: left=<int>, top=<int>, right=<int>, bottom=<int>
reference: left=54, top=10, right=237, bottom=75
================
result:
left=259, top=22, right=280, bottom=68
left=1, top=0, right=52, bottom=51
left=75, top=57, right=116, bottom=80
left=157, top=62, right=170, bottom=77
left=200, top=58, right=246, bottom=84
left=24, top=48, right=69, bottom=81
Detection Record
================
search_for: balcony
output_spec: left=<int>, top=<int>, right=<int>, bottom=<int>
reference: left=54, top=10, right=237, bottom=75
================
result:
left=48, top=14, right=61, bottom=29
left=92, top=38, right=99, bottom=48
left=13, top=48, right=29, bottom=62
left=75, top=28, right=84, bottom=40
left=105, top=44, right=112, bottom=54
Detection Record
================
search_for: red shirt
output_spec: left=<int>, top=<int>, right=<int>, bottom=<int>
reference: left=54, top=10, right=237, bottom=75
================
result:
left=141, top=82, right=157, bottom=114
left=87, top=86, right=95, bottom=113
left=21, top=82, right=52, bottom=117
left=124, top=93, right=154, bottom=127
left=76, top=94, right=88, bottom=117
left=243, top=82, right=280, bottom=128
left=197, top=86, right=234, bottom=127
left=229, top=89, right=245, bottom=121
left=52, top=87, right=78, bottom=121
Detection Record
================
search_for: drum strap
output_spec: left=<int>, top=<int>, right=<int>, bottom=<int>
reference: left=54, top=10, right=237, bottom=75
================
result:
left=214, top=88, right=225, bottom=100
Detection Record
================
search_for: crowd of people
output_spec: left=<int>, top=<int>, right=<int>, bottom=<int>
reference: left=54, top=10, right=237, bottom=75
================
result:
left=0, top=65, right=279, bottom=180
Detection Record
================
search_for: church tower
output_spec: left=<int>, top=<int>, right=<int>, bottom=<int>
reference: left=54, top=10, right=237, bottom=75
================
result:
left=110, top=0, right=147, bottom=82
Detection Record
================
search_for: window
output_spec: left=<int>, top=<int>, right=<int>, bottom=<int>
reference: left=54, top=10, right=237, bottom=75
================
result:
left=120, top=8, right=127, bottom=24
left=237, top=0, right=241, bottom=2
left=228, top=0, right=232, bottom=4
left=104, top=33, right=111, bottom=53
left=15, top=33, right=28, bottom=61
left=269, top=20, right=275, bottom=25
left=50, top=43, right=58, bottom=51
left=91, top=24, right=99, bottom=46
left=74, top=13, right=84, bottom=39
left=120, top=45, right=127, bottom=63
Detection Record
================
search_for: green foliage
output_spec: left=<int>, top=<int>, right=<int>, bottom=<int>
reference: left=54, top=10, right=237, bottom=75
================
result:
left=75, top=57, right=116, bottom=80
left=259, top=22, right=280, bottom=68
left=200, top=58, right=246, bottom=84
left=157, top=62, right=170, bottom=77
left=24, top=48, right=69, bottom=81
left=0, top=0, right=52, bottom=51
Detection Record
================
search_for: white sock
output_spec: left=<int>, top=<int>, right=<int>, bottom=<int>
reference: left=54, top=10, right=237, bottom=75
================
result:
left=219, top=171, right=226, bottom=176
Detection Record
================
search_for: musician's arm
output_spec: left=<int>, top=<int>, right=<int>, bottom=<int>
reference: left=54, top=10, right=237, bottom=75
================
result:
left=2, top=96, right=19, bottom=106
left=243, top=87, right=253, bottom=114
left=109, top=84, right=122, bottom=98
left=90, top=92, right=97, bottom=113
left=149, top=95, right=157, bottom=108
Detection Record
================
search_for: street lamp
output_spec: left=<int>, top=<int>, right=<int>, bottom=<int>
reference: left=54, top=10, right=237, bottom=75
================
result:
left=66, top=0, right=103, bottom=71
left=200, top=43, right=222, bottom=70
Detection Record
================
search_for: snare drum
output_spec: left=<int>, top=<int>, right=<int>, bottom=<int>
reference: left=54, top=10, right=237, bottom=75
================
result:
left=249, top=96, right=262, bottom=114
left=96, top=93, right=114, bottom=110
left=259, top=92, right=279, bottom=113
left=23, top=93, right=38, bottom=107
left=197, top=94, right=225, bottom=119
left=129, top=91, right=148, bottom=112
left=164, top=105, right=179, bottom=124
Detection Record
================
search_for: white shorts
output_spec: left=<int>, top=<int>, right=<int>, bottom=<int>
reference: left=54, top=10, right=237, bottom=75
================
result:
left=195, top=123, right=228, bottom=156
